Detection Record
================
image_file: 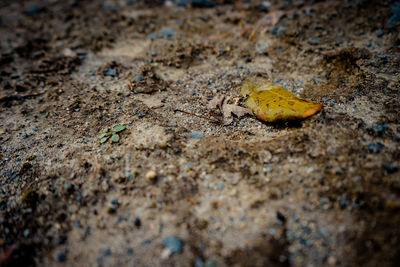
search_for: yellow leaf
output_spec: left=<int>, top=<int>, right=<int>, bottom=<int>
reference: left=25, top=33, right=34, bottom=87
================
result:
left=241, top=78, right=322, bottom=122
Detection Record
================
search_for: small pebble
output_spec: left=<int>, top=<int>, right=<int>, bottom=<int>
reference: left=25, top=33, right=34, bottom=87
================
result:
left=308, top=38, right=320, bottom=45
left=149, top=28, right=177, bottom=40
left=26, top=6, right=39, bottom=15
left=256, top=44, right=268, bottom=55
left=192, top=0, right=215, bottom=8
left=146, top=170, right=157, bottom=180
left=270, top=26, right=286, bottom=37
left=126, top=247, right=134, bottom=255
left=162, top=235, right=184, bottom=253
left=217, top=182, right=225, bottom=190
left=75, top=220, right=82, bottom=229
left=368, top=142, right=384, bottom=153
left=104, top=248, right=112, bottom=257
left=383, top=162, right=398, bottom=173
left=64, top=182, right=72, bottom=192
left=204, top=259, right=217, bottom=267
left=142, top=239, right=152, bottom=246
left=104, top=69, right=116, bottom=77
left=259, top=1, right=272, bottom=12
left=23, top=229, right=30, bottom=237
left=189, top=132, right=204, bottom=139
left=327, top=256, right=337, bottom=265
left=126, top=0, right=138, bottom=5
left=276, top=211, right=286, bottom=223
left=134, top=217, right=141, bottom=228
left=195, top=258, right=204, bottom=267
left=174, top=0, right=191, bottom=7
left=370, top=62, right=379, bottom=68
left=57, top=252, right=67, bottom=262
left=269, top=228, right=276, bottom=235
left=135, top=76, right=144, bottom=82
left=368, top=124, right=389, bottom=135
left=340, top=198, right=348, bottom=209
left=76, top=50, right=87, bottom=56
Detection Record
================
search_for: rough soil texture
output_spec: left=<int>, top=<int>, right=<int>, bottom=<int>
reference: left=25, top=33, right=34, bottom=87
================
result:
left=1, top=0, right=400, bottom=266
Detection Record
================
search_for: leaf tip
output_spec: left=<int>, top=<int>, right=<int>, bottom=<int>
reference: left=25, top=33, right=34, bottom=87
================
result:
left=302, top=103, right=323, bottom=118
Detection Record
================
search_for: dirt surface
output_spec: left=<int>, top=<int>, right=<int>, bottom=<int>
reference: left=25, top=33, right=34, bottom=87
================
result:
left=1, top=0, right=400, bottom=266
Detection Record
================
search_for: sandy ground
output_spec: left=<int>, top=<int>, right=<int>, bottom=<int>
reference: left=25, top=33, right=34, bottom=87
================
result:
left=0, top=0, right=400, bottom=266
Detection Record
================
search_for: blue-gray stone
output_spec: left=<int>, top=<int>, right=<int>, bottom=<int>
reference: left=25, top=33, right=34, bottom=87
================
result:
left=308, top=39, right=320, bottom=45
left=368, top=142, right=384, bottom=153
left=189, top=132, right=203, bottom=139
left=270, top=26, right=286, bottom=37
left=370, top=62, right=379, bottom=68
left=163, top=235, right=184, bottom=253
left=76, top=50, right=87, bottom=56
left=259, top=1, right=271, bottom=12
left=127, top=247, right=134, bottom=255
left=104, top=248, right=112, bottom=256
left=57, top=253, right=67, bottom=262
left=340, top=198, right=348, bottom=209
left=192, top=0, right=215, bottom=8
left=174, top=0, right=191, bottom=7
left=204, top=259, right=217, bottom=267
left=195, top=258, right=204, bottom=267
left=383, top=162, right=398, bottom=173
left=256, top=44, right=268, bottom=54
left=126, top=0, right=138, bottom=5
left=105, top=69, right=116, bottom=77
left=149, top=28, right=177, bottom=40
left=217, top=182, right=224, bottom=190
left=23, top=229, right=30, bottom=237
left=26, top=6, right=39, bottom=15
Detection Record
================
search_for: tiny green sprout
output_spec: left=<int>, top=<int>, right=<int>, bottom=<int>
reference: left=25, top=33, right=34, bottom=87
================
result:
left=112, top=125, right=126, bottom=133
left=111, top=134, right=120, bottom=143
left=100, top=136, right=109, bottom=144
left=98, top=124, right=126, bottom=144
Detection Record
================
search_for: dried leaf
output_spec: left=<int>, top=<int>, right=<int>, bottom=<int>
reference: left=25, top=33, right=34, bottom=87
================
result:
left=241, top=78, right=322, bottom=122
left=222, top=100, right=252, bottom=125
left=256, top=10, right=285, bottom=33
left=207, top=95, right=225, bottom=110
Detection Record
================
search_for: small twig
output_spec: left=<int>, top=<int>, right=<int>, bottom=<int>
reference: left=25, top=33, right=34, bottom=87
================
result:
left=174, top=109, right=220, bottom=123
left=22, top=92, right=44, bottom=97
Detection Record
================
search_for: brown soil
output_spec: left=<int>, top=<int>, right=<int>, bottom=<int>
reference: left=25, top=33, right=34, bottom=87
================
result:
left=0, top=0, right=399, bottom=266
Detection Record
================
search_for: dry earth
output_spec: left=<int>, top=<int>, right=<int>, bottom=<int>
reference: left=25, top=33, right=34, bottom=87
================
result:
left=0, top=0, right=400, bottom=266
